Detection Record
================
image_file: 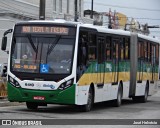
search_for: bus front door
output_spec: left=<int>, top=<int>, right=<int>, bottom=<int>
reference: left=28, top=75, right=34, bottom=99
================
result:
left=96, top=36, right=105, bottom=101
left=138, top=42, right=143, bottom=83
left=97, top=37, right=105, bottom=89
left=149, top=44, right=157, bottom=95
left=151, top=44, right=156, bottom=83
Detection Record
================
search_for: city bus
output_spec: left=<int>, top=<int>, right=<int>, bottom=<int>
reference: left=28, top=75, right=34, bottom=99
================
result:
left=1, top=20, right=159, bottom=112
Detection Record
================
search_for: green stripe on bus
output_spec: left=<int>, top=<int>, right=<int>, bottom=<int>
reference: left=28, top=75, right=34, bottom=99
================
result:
left=84, top=61, right=158, bottom=73
left=7, top=83, right=76, bottom=104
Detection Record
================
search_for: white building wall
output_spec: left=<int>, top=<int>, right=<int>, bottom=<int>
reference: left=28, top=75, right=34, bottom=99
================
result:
left=0, top=0, right=88, bottom=64
left=0, top=0, right=39, bottom=19
left=20, top=0, right=84, bottom=20
left=0, top=0, right=86, bottom=21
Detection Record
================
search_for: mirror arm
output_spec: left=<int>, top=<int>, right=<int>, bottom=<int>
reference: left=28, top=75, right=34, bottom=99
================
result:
left=4, top=29, right=13, bottom=36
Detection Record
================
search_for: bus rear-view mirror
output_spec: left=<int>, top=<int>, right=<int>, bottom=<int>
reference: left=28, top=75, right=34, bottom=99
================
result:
left=1, top=36, right=7, bottom=51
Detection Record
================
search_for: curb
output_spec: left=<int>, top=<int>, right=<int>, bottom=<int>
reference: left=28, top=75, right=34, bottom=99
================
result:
left=0, top=96, right=7, bottom=99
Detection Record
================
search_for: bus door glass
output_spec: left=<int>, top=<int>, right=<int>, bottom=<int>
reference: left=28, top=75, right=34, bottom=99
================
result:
left=151, top=44, right=156, bottom=82
left=112, top=39, right=119, bottom=85
left=138, top=41, right=144, bottom=83
left=97, top=36, right=105, bottom=88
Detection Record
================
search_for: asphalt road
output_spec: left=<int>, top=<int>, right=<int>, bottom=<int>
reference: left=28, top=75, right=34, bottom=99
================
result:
left=0, top=87, right=160, bottom=128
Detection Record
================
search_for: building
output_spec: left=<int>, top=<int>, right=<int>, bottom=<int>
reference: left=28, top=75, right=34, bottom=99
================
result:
left=0, top=0, right=85, bottom=64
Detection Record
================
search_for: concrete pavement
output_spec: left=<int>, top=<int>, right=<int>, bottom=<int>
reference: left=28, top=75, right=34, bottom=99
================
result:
left=0, top=97, right=25, bottom=107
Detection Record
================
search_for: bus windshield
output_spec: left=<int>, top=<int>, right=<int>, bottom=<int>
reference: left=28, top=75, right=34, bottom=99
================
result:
left=11, top=32, right=75, bottom=75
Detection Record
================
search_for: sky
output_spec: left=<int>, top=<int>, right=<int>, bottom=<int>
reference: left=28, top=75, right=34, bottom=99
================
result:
left=84, top=0, right=160, bottom=38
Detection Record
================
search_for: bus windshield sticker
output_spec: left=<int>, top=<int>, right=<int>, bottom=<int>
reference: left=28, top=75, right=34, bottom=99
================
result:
left=40, top=64, right=49, bottom=73
left=14, top=59, right=20, bottom=64
left=14, top=64, right=21, bottom=69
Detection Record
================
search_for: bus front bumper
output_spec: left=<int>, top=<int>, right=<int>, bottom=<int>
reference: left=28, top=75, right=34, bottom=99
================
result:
left=7, top=82, right=75, bottom=105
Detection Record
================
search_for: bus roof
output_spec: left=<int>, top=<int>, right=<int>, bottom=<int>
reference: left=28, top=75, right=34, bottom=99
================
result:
left=80, top=24, right=160, bottom=44
left=80, top=24, right=131, bottom=36
left=138, top=33, right=160, bottom=43
left=15, top=20, right=160, bottom=44
left=15, top=19, right=81, bottom=27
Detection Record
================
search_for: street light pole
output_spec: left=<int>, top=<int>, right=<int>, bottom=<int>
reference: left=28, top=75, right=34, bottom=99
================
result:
left=91, top=0, right=93, bottom=19
left=39, top=0, right=45, bottom=20
left=74, top=0, right=78, bottom=22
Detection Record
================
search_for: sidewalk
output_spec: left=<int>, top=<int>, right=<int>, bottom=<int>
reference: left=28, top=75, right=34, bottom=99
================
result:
left=0, top=97, right=25, bottom=107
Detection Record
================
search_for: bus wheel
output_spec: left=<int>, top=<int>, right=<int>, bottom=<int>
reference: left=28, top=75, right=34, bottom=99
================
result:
left=132, top=83, right=149, bottom=103
left=26, top=102, right=38, bottom=110
left=81, top=87, right=93, bottom=112
left=139, top=83, right=149, bottom=103
left=132, top=96, right=139, bottom=102
left=113, top=85, right=122, bottom=107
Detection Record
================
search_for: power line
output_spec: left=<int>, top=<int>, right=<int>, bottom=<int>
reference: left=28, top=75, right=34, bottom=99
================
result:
left=130, top=17, right=160, bottom=20
left=150, top=31, right=160, bottom=32
left=119, top=16, right=160, bottom=21
left=85, top=1, right=160, bottom=12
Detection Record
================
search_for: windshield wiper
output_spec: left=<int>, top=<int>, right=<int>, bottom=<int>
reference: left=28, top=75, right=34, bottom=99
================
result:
left=47, top=35, right=61, bottom=55
left=27, top=34, right=37, bottom=53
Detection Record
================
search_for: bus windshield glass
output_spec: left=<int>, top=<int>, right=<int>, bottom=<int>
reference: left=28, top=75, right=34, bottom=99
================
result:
left=11, top=25, right=76, bottom=75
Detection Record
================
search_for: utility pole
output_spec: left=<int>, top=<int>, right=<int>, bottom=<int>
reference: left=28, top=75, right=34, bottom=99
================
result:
left=39, top=0, right=45, bottom=20
left=91, top=0, right=93, bottom=19
left=108, top=8, right=112, bottom=29
left=74, top=0, right=78, bottom=22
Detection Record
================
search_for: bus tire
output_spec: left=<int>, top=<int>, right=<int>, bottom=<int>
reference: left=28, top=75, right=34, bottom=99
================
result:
left=81, top=87, right=94, bottom=112
left=113, top=85, right=122, bottom=107
left=26, top=102, right=38, bottom=110
left=132, top=82, right=149, bottom=103
left=139, top=83, right=149, bottom=103
left=132, top=96, right=139, bottom=102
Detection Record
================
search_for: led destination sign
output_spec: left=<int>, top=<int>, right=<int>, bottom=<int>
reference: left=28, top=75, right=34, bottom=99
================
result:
left=22, top=26, right=69, bottom=35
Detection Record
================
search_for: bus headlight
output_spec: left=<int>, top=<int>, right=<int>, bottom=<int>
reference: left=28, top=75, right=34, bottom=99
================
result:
left=58, top=79, right=74, bottom=90
left=8, top=75, right=21, bottom=88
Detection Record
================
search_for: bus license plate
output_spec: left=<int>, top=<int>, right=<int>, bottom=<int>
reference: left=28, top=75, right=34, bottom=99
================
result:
left=33, top=96, right=45, bottom=100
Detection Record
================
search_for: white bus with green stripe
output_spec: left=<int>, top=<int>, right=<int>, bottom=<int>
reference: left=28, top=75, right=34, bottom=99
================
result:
left=1, top=20, right=160, bottom=112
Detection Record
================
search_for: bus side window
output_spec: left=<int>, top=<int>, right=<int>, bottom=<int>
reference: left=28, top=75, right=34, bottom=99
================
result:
left=97, top=38, right=105, bottom=64
left=156, top=44, right=159, bottom=65
left=151, top=43, right=156, bottom=65
left=148, top=42, right=151, bottom=62
left=125, top=38, right=130, bottom=60
left=120, top=38, right=125, bottom=60
left=106, top=37, right=111, bottom=61
left=77, top=33, right=88, bottom=80
left=138, top=41, right=144, bottom=60
left=80, top=37, right=87, bottom=65
left=144, top=41, right=148, bottom=62
left=88, top=34, right=97, bottom=60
